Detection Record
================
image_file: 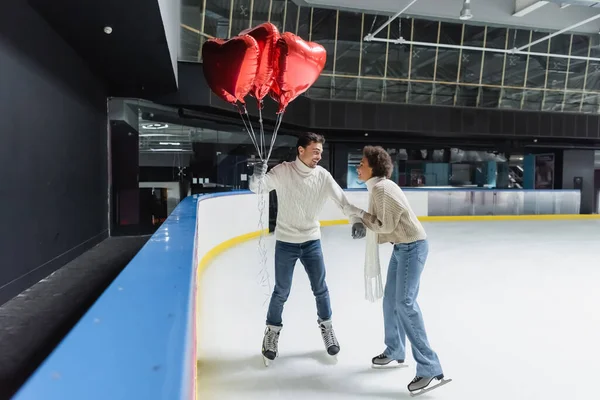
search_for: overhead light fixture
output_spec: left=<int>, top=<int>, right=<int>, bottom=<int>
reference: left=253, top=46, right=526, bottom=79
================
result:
left=460, top=0, right=473, bottom=20
left=104, top=26, right=113, bottom=34
left=142, top=123, right=169, bottom=130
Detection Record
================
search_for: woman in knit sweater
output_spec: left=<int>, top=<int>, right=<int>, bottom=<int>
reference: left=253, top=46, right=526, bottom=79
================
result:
left=344, top=146, right=447, bottom=395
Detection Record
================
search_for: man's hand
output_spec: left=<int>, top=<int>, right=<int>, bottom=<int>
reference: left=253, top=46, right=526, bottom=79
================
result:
left=352, top=222, right=366, bottom=239
left=253, top=162, right=267, bottom=178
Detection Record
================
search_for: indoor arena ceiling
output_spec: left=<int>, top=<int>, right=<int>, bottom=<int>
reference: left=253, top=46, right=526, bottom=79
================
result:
left=296, top=0, right=600, bottom=34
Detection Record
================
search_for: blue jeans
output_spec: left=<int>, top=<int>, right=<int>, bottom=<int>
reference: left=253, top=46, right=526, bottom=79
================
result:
left=266, top=240, right=331, bottom=327
left=383, top=239, right=443, bottom=377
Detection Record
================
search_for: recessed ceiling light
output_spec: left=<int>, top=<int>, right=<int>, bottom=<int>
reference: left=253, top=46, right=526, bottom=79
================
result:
left=104, top=26, right=113, bottom=34
left=142, top=123, right=169, bottom=130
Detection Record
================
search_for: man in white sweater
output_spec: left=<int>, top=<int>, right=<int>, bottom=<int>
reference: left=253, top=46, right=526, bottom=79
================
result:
left=250, top=132, right=366, bottom=365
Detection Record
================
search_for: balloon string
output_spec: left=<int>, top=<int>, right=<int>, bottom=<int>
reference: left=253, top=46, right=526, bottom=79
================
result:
left=238, top=104, right=263, bottom=160
left=258, top=102, right=265, bottom=159
left=266, top=112, right=284, bottom=161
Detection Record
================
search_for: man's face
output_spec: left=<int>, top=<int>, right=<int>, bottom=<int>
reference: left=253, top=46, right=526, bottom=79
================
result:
left=298, top=141, right=323, bottom=168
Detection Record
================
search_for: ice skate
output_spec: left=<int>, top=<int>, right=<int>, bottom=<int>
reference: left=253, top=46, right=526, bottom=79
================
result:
left=408, top=374, right=452, bottom=397
left=371, top=353, right=407, bottom=369
left=261, top=325, right=281, bottom=367
left=318, top=319, right=340, bottom=357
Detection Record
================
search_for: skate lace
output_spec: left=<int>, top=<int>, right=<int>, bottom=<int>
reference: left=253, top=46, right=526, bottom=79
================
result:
left=264, top=329, right=279, bottom=352
left=321, top=326, right=338, bottom=348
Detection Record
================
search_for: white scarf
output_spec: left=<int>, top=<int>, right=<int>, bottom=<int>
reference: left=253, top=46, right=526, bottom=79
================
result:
left=364, top=177, right=386, bottom=302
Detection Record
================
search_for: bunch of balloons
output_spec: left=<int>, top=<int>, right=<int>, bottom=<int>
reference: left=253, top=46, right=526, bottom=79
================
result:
left=202, top=22, right=326, bottom=162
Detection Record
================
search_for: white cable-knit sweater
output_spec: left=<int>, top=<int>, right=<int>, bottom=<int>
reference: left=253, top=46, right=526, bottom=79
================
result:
left=249, top=158, right=360, bottom=243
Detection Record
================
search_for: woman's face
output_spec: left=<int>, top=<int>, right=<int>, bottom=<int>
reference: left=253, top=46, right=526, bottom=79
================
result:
left=357, top=157, right=373, bottom=182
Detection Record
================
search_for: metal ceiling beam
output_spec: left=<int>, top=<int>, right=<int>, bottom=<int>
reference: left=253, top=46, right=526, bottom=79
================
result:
left=364, top=0, right=420, bottom=41
left=365, top=36, right=600, bottom=62
left=517, top=12, right=600, bottom=50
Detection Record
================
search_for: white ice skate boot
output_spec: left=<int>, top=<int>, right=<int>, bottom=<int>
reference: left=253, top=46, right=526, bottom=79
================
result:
left=261, top=325, right=281, bottom=367
left=408, top=374, right=452, bottom=397
left=371, top=353, right=407, bottom=369
left=318, top=319, right=340, bottom=356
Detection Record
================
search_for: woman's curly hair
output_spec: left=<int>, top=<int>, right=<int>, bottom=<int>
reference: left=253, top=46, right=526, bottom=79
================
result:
left=363, top=146, right=393, bottom=179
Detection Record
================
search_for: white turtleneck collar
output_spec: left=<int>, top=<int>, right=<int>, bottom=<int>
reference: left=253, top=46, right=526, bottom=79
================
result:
left=293, top=157, right=316, bottom=176
left=365, top=176, right=386, bottom=191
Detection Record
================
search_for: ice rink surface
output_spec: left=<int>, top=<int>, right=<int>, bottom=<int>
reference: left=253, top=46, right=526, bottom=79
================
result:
left=197, top=220, right=600, bottom=400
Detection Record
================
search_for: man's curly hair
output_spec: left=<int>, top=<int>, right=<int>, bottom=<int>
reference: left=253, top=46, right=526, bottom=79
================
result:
left=363, top=146, right=393, bottom=179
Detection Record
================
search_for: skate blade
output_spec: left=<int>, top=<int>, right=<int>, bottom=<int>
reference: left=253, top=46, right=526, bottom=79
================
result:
left=262, top=356, right=274, bottom=367
left=409, top=378, right=452, bottom=397
left=371, top=362, right=408, bottom=370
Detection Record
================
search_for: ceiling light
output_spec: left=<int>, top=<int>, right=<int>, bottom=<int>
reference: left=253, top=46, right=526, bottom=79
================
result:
left=159, top=142, right=181, bottom=146
left=104, top=26, right=113, bottom=34
left=460, top=0, right=473, bottom=20
left=142, top=123, right=169, bottom=130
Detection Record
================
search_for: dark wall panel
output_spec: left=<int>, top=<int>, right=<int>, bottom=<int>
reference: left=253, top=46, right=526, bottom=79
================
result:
left=155, top=62, right=600, bottom=142
left=562, top=150, right=595, bottom=214
left=0, top=0, right=108, bottom=305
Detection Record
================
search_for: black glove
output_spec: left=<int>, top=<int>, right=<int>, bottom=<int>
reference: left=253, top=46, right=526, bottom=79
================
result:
left=352, top=222, right=366, bottom=239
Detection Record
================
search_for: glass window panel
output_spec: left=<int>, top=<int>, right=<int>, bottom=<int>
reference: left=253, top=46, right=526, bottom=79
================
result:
left=411, top=46, right=437, bottom=80
left=180, top=2, right=203, bottom=62
left=568, top=35, right=589, bottom=90
left=332, top=77, right=358, bottom=100
left=384, top=80, right=408, bottom=103
left=586, top=36, right=600, bottom=91
left=581, top=93, right=600, bottom=113
left=411, top=19, right=439, bottom=81
left=522, top=89, right=543, bottom=111
left=438, top=22, right=461, bottom=82
left=460, top=50, right=482, bottom=84
left=361, top=33, right=387, bottom=77
left=412, top=19, right=439, bottom=43
left=546, top=57, right=569, bottom=90
left=504, top=29, right=530, bottom=87
left=542, top=92, right=564, bottom=112
left=549, top=34, right=571, bottom=56
left=359, top=78, right=384, bottom=102
left=311, top=9, right=337, bottom=74
left=284, top=0, right=298, bottom=33
left=439, top=22, right=462, bottom=45
left=436, top=49, right=460, bottom=83
left=335, top=11, right=362, bottom=75
left=251, top=0, right=272, bottom=28
left=296, top=6, right=311, bottom=38
left=460, top=25, right=485, bottom=84
left=307, top=75, right=331, bottom=99
left=526, top=32, right=552, bottom=89
left=585, top=62, right=600, bottom=91
left=562, top=93, right=583, bottom=112
left=386, top=18, right=411, bottom=79
left=433, top=83, right=456, bottom=106
left=231, top=0, right=252, bottom=35
left=204, top=0, right=231, bottom=39
left=480, top=87, right=501, bottom=108
left=269, top=0, right=287, bottom=33
left=408, top=82, right=434, bottom=105
left=455, top=85, right=478, bottom=107
left=485, top=27, right=507, bottom=50
left=482, top=52, right=506, bottom=86
left=180, top=26, right=202, bottom=62
left=499, top=89, right=524, bottom=110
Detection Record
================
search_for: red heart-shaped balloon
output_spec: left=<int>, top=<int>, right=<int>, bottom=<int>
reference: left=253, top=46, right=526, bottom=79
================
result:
left=270, top=32, right=327, bottom=112
left=239, top=22, right=280, bottom=101
left=202, top=35, right=260, bottom=105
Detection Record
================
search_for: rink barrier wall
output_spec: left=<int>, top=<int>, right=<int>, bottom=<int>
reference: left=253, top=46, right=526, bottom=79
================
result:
left=12, top=189, right=600, bottom=400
